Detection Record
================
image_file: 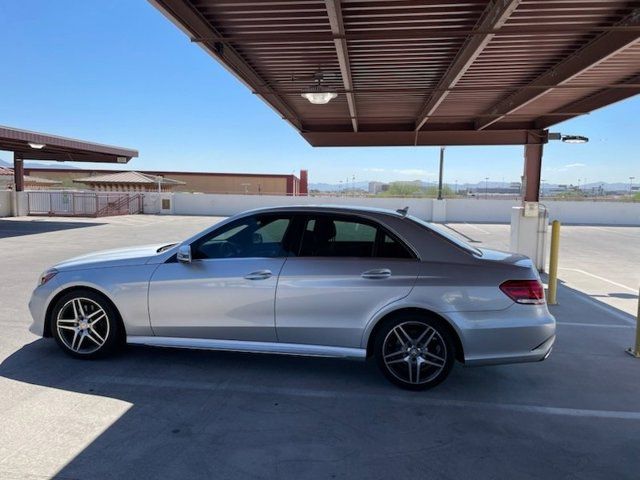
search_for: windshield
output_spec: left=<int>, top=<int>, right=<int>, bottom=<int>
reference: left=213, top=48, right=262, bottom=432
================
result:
left=406, top=216, right=482, bottom=256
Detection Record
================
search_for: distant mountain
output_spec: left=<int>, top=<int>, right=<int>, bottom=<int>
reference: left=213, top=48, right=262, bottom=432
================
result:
left=309, top=179, right=635, bottom=193
left=0, top=158, right=79, bottom=170
left=310, top=181, right=370, bottom=191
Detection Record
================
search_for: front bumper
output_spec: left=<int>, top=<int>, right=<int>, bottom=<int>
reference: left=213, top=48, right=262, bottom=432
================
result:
left=446, top=304, right=556, bottom=366
left=28, top=278, right=60, bottom=337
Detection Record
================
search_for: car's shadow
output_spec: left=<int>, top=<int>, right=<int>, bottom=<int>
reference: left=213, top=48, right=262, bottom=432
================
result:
left=0, top=219, right=104, bottom=239
left=0, top=336, right=529, bottom=479
left=2, top=280, right=637, bottom=479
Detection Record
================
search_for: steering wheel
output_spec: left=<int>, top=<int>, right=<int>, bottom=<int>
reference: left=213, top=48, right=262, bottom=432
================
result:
left=219, top=241, right=240, bottom=258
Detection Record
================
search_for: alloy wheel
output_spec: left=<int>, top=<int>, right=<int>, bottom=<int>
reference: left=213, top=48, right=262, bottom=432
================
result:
left=56, top=297, right=110, bottom=355
left=382, top=321, right=447, bottom=385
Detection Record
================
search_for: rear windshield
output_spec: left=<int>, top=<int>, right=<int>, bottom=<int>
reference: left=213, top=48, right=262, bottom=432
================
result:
left=407, top=216, right=482, bottom=256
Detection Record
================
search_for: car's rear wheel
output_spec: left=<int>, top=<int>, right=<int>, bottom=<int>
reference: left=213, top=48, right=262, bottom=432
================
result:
left=50, top=290, right=120, bottom=359
left=374, top=314, right=455, bottom=390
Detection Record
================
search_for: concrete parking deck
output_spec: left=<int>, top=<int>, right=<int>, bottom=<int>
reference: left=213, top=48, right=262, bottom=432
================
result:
left=0, top=215, right=638, bottom=479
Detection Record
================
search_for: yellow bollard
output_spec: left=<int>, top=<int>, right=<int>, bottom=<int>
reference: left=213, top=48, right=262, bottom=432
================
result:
left=626, top=288, right=640, bottom=358
left=547, top=220, right=560, bottom=305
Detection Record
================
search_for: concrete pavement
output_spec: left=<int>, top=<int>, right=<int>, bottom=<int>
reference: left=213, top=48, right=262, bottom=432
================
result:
left=0, top=215, right=638, bottom=479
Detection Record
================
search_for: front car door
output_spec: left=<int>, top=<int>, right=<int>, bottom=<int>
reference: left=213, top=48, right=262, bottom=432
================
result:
left=275, top=213, right=420, bottom=348
left=149, top=213, right=295, bottom=341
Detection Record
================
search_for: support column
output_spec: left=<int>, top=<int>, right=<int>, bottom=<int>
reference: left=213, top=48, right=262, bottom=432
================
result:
left=14, top=153, right=24, bottom=192
left=509, top=141, right=548, bottom=271
left=523, top=143, right=543, bottom=202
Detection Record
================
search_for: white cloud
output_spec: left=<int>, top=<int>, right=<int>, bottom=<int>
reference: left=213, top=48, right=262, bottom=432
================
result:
left=565, top=163, right=586, bottom=168
left=363, top=167, right=385, bottom=172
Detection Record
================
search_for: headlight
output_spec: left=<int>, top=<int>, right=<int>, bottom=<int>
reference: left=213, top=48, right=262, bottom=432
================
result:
left=39, top=268, right=58, bottom=286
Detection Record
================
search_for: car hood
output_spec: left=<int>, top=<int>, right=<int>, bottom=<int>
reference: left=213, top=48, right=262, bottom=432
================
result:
left=53, top=243, right=171, bottom=271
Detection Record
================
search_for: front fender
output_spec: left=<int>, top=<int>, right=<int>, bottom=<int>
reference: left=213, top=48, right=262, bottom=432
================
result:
left=35, top=265, right=158, bottom=337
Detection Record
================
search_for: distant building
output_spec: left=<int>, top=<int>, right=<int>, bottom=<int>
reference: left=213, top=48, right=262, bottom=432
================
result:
left=24, top=168, right=309, bottom=196
left=73, top=171, right=185, bottom=192
left=0, top=167, right=62, bottom=190
left=368, top=181, right=387, bottom=194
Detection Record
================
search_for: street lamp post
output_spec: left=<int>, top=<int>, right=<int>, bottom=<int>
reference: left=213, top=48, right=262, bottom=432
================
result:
left=437, top=147, right=445, bottom=200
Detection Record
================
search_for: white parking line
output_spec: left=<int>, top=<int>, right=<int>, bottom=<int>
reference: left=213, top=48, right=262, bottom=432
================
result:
left=591, top=226, right=640, bottom=239
left=90, top=375, right=640, bottom=420
left=559, top=267, right=637, bottom=293
left=563, top=290, right=637, bottom=325
left=463, top=222, right=491, bottom=234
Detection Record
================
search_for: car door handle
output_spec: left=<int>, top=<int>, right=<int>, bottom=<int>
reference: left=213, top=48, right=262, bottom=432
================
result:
left=244, top=270, right=273, bottom=280
left=361, top=268, right=391, bottom=279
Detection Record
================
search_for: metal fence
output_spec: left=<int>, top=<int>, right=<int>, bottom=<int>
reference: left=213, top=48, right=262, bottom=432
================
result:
left=27, top=191, right=142, bottom=217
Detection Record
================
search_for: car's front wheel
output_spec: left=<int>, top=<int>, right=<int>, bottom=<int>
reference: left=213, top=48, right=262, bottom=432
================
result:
left=50, top=290, right=120, bottom=359
left=374, top=314, right=455, bottom=390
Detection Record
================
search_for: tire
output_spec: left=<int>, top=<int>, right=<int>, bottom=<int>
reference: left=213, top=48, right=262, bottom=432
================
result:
left=50, top=289, right=121, bottom=359
left=374, top=314, right=455, bottom=390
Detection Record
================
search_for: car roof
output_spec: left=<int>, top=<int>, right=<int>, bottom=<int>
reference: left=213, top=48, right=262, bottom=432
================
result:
left=241, top=204, right=407, bottom=218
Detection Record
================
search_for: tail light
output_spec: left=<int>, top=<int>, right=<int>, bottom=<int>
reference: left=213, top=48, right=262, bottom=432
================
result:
left=500, top=280, right=545, bottom=305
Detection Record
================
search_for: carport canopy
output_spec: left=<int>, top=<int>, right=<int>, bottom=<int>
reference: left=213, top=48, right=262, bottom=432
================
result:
left=151, top=0, right=640, bottom=201
left=0, top=125, right=138, bottom=192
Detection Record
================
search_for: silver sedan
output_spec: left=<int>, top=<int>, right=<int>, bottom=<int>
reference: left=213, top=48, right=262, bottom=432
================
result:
left=29, top=206, right=555, bottom=390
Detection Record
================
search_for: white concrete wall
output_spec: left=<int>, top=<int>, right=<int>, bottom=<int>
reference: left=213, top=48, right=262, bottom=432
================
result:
left=0, top=191, right=11, bottom=217
left=163, top=194, right=640, bottom=225
left=0, top=191, right=28, bottom=217
left=170, top=193, right=433, bottom=219
left=445, top=199, right=519, bottom=223
left=544, top=200, right=640, bottom=225
left=4, top=189, right=638, bottom=225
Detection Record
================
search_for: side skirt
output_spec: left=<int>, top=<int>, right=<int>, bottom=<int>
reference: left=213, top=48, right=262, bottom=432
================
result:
left=127, top=336, right=367, bottom=360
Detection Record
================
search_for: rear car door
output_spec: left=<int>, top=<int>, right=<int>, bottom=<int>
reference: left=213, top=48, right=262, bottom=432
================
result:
left=149, top=213, right=295, bottom=341
left=275, top=213, right=420, bottom=348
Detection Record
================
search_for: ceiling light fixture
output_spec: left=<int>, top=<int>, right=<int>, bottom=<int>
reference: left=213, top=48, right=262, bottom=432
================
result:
left=301, top=89, right=338, bottom=105
left=28, top=142, right=46, bottom=149
left=301, top=71, right=338, bottom=105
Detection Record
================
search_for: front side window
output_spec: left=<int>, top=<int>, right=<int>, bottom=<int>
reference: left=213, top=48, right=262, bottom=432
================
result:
left=194, top=215, right=293, bottom=259
left=299, top=215, right=414, bottom=259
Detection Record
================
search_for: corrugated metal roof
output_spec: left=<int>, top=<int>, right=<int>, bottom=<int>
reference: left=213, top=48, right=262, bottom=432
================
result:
left=150, top=0, right=640, bottom=146
left=0, top=167, right=62, bottom=184
left=73, top=171, right=185, bottom=185
left=0, top=125, right=138, bottom=162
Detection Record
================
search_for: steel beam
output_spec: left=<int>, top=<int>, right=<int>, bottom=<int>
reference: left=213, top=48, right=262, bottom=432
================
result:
left=415, top=0, right=521, bottom=131
left=476, top=9, right=640, bottom=130
left=190, top=25, right=640, bottom=45
left=302, top=129, right=547, bottom=147
left=150, top=0, right=302, bottom=130
left=534, top=74, right=640, bottom=129
left=325, top=0, right=358, bottom=132
left=523, top=143, right=543, bottom=202
left=13, top=153, right=24, bottom=192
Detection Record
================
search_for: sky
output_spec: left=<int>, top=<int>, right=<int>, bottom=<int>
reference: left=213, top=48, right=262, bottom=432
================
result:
left=0, top=0, right=638, bottom=186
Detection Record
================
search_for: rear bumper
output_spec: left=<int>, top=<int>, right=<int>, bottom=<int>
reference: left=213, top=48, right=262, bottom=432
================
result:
left=445, top=305, right=556, bottom=366
left=464, top=334, right=555, bottom=366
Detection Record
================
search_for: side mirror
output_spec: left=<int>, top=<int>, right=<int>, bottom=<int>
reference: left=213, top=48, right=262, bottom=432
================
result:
left=177, top=244, right=192, bottom=263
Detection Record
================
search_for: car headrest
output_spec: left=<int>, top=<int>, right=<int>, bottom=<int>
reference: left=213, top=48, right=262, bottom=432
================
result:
left=314, top=218, right=336, bottom=242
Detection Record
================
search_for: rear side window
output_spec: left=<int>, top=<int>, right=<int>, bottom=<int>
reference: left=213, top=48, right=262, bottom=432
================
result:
left=298, top=215, right=414, bottom=259
left=378, top=232, right=414, bottom=259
